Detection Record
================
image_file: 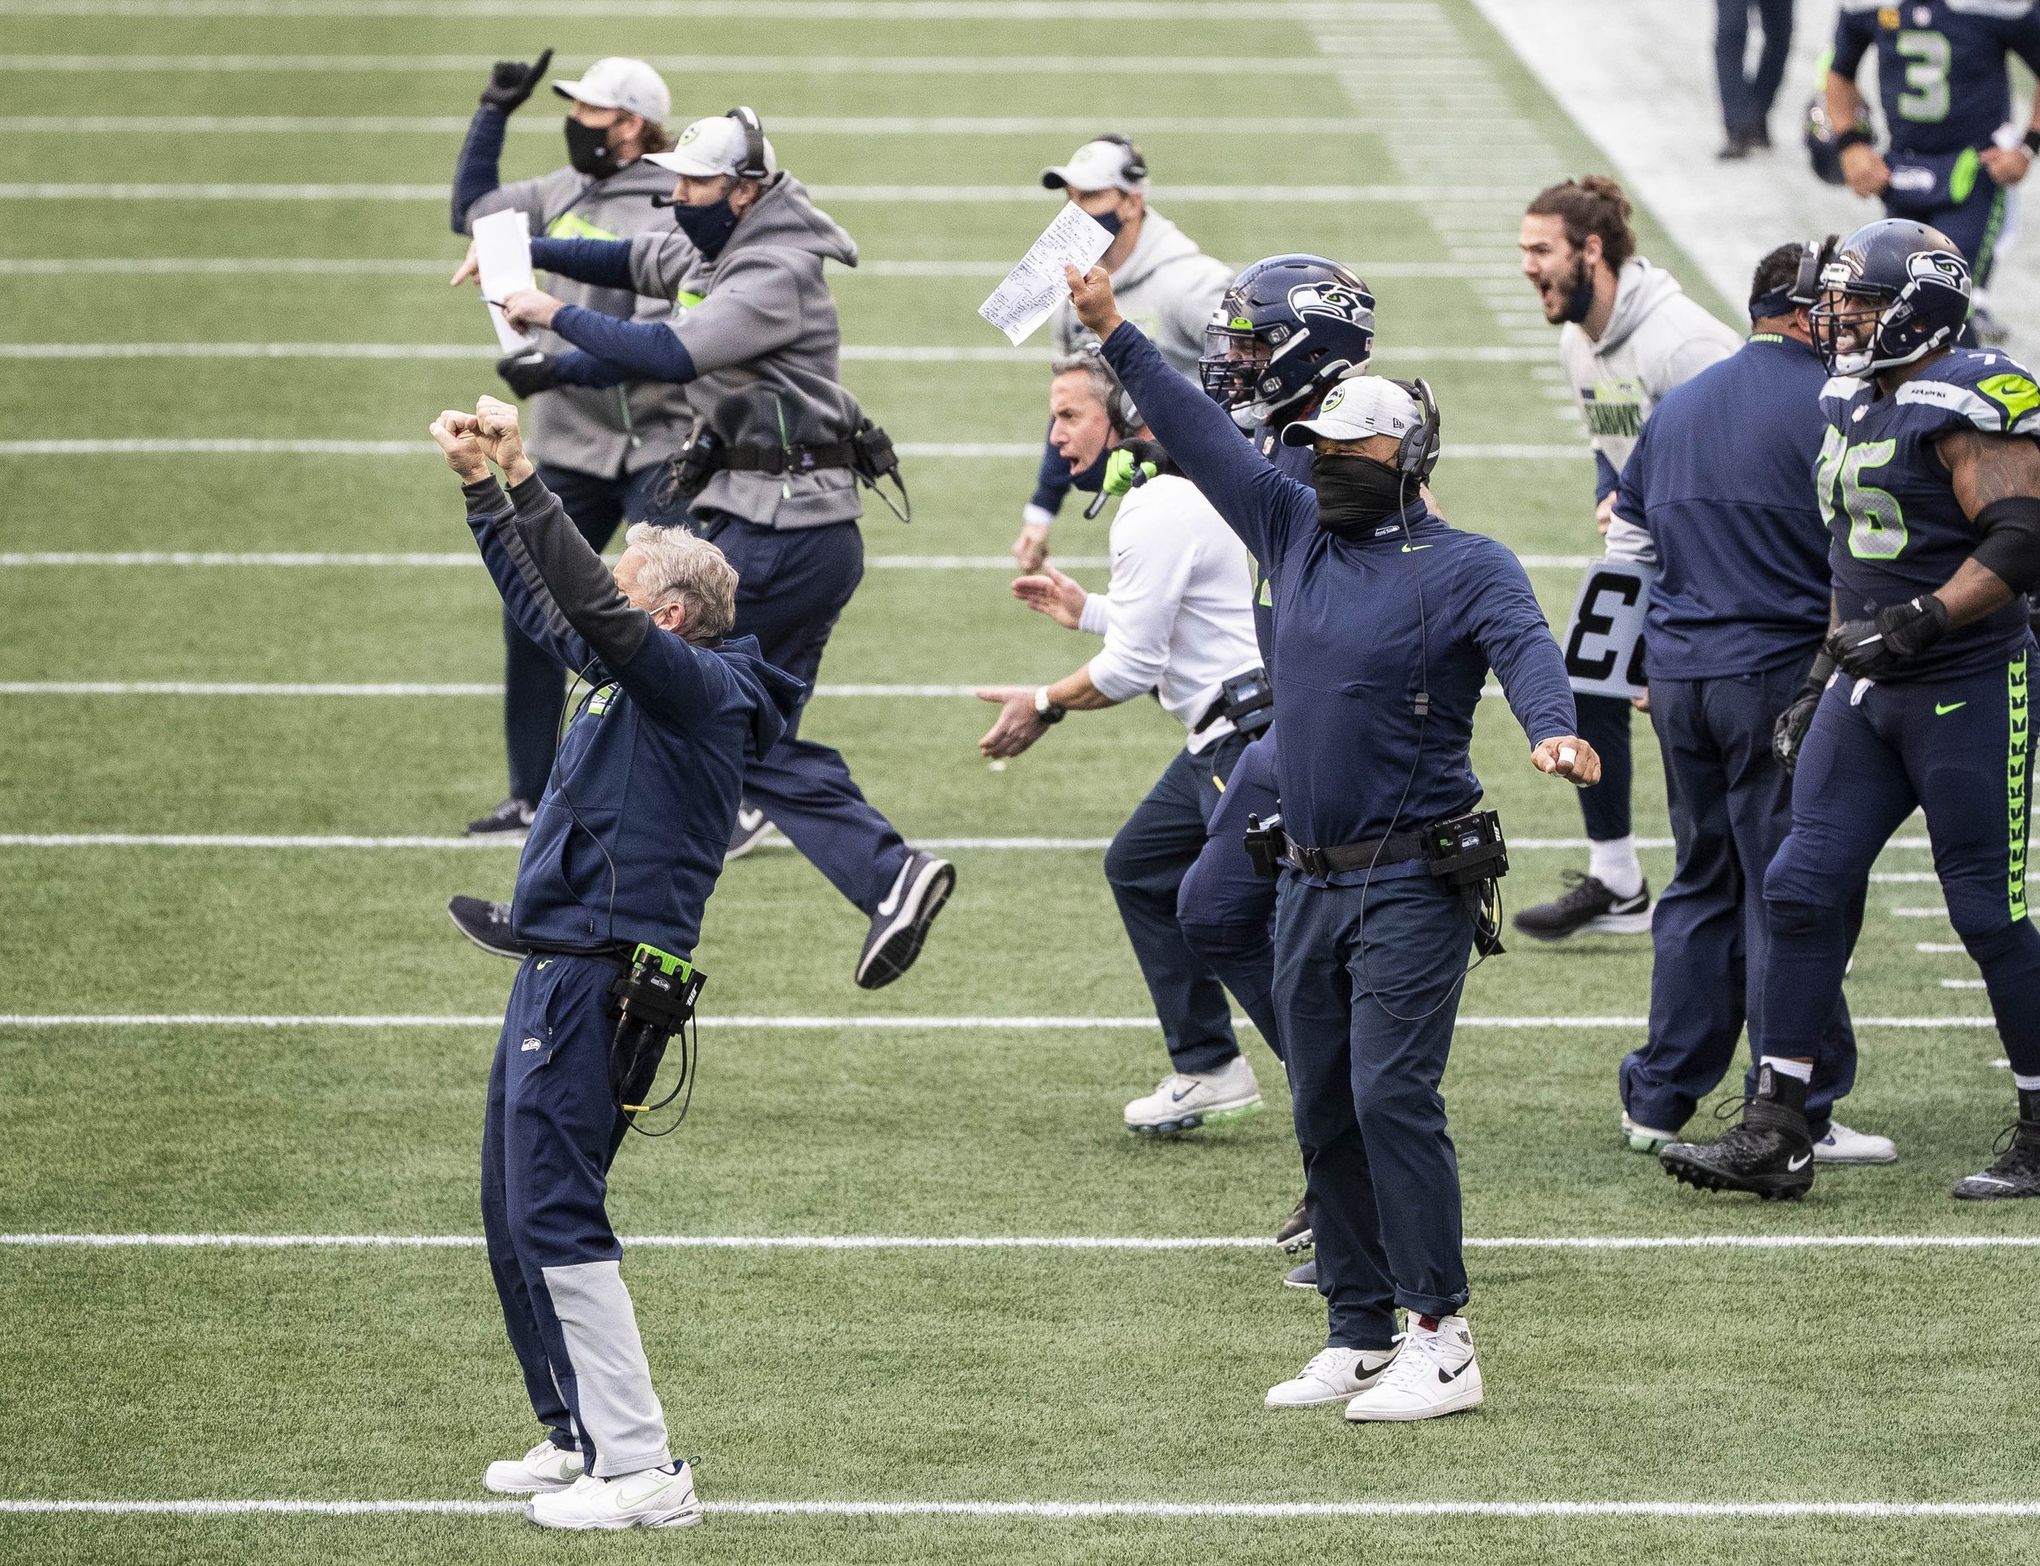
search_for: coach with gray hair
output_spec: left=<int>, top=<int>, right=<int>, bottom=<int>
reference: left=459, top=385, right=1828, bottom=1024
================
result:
left=430, top=394, right=801, bottom=1531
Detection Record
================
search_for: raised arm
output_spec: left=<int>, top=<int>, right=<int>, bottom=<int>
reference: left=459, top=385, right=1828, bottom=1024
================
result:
left=1457, top=540, right=1598, bottom=786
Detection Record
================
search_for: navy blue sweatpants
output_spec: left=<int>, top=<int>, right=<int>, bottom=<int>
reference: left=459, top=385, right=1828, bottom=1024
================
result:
left=1176, top=726, right=1282, bottom=1062
left=1623, top=664, right=1860, bottom=1137
left=1761, top=646, right=2040, bottom=1079
left=693, top=515, right=910, bottom=916
left=1275, top=872, right=1473, bottom=1348
left=1105, top=729, right=1266, bottom=1075
left=481, top=953, right=673, bottom=1477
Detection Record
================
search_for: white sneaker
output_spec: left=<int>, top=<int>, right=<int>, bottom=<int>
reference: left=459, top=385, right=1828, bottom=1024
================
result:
left=1815, top=1121, right=1897, bottom=1164
left=1124, top=1055, right=1262, bottom=1133
left=1345, top=1314, right=1483, bottom=1422
left=1621, top=1111, right=1678, bottom=1154
left=526, top=1462, right=702, bottom=1531
left=1265, top=1344, right=1399, bottom=1407
left=483, top=1438, right=584, bottom=1495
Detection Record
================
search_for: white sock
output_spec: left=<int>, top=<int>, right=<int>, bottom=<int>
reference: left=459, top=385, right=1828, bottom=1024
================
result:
left=1586, top=835, right=1643, bottom=900
left=2013, top=1073, right=2040, bottom=1091
left=1761, top=1056, right=1814, bottom=1083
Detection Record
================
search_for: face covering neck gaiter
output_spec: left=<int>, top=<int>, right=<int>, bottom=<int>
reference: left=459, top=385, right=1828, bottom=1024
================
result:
left=1311, top=454, right=1411, bottom=538
left=669, top=195, right=742, bottom=260
left=564, top=118, right=620, bottom=179
left=1562, top=253, right=1597, bottom=325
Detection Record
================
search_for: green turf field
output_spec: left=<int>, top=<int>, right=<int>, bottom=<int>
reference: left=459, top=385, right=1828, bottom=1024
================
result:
left=2, top=1, right=2035, bottom=1560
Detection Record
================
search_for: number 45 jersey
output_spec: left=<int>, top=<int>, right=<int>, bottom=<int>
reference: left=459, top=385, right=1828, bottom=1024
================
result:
left=1817, top=346, right=2040, bottom=680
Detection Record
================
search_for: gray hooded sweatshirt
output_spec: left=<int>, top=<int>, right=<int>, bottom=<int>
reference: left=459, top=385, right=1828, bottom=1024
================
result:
left=461, top=160, right=698, bottom=479
left=625, top=174, right=866, bottom=530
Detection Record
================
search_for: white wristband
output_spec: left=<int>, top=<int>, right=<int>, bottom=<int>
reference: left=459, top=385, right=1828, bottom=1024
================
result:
left=1021, top=503, right=1055, bottom=530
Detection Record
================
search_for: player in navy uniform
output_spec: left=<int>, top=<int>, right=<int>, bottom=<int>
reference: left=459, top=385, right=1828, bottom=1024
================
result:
left=1662, top=218, right=2040, bottom=1201
left=1826, top=0, right=2040, bottom=334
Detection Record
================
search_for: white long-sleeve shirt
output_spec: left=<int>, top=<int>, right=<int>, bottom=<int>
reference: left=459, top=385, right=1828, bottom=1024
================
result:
left=1075, top=472, right=1263, bottom=754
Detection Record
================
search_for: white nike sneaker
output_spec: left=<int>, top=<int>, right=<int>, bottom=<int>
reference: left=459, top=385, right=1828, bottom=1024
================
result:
left=1621, top=1111, right=1678, bottom=1154
left=1814, top=1121, right=1898, bottom=1164
left=526, top=1462, right=702, bottom=1531
left=483, top=1438, right=584, bottom=1495
left=1345, top=1314, right=1483, bottom=1422
left=1123, top=1055, right=1262, bottom=1133
left=1265, top=1344, right=1399, bottom=1407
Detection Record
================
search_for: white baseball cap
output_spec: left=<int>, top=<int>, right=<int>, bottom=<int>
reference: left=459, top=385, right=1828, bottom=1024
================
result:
left=645, top=112, right=779, bottom=179
left=551, top=57, right=671, bottom=127
left=1041, top=137, right=1148, bottom=194
left=1280, top=374, right=1420, bottom=447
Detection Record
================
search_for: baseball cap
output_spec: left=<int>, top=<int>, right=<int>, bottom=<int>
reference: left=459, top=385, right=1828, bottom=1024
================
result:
left=645, top=112, right=779, bottom=179
left=552, top=58, right=671, bottom=127
left=1280, top=375, right=1421, bottom=447
left=1041, top=137, right=1148, bottom=194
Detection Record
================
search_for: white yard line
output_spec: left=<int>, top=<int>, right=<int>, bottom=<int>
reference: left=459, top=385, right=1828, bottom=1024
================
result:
left=0, top=551, right=1112, bottom=569
left=0, top=437, right=1585, bottom=457
left=0, top=113, right=1434, bottom=136
left=0, top=255, right=1520, bottom=280
left=0, top=342, right=1558, bottom=365
left=0, top=681, right=999, bottom=696
left=0, top=1496, right=2033, bottom=1520
left=0, top=181, right=1534, bottom=203
left=0, top=1, right=1440, bottom=18
left=2, top=1231, right=2035, bottom=1253
left=0, top=53, right=1367, bottom=74
left=0, top=1013, right=1994, bottom=1030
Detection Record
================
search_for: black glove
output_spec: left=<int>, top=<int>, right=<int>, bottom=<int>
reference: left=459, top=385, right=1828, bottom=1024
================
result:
left=479, top=48, right=554, bottom=113
left=1824, top=594, right=1951, bottom=680
left=1772, top=650, right=1836, bottom=775
left=497, top=348, right=564, bottom=398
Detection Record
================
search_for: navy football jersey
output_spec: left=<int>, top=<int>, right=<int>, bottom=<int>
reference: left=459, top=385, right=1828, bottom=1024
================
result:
left=1816, top=346, right=2040, bottom=678
left=1834, top=0, right=2040, bottom=157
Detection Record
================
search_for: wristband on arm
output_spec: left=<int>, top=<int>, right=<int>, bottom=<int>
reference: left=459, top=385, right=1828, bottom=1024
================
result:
left=1971, top=495, right=2040, bottom=593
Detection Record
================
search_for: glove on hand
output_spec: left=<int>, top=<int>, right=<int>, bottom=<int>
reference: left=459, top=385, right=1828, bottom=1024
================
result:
left=480, top=48, right=554, bottom=113
left=496, top=349, right=564, bottom=398
left=1772, top=650, right=1837, bottom=775
left=1824, top=594, right=1950, bottom=681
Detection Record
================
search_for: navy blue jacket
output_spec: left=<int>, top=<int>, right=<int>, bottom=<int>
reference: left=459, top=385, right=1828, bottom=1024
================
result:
left=464, top=474, right=804, bottom=955
left=1614, top=332, right=1835, bottom=680
left=1101, top=321, right=1577, bottom=879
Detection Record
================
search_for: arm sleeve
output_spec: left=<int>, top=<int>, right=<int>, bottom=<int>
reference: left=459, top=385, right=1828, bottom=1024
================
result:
left=529, top=235, right=636, bottom=290
left=451, top=106, right=506, bottom=234
left=1085, top=509, right=1200, bottom=703
left=1611, top=431, right=1649, bottom=532
left=1832, top=9, right=1875, bottom=77
left=550, top=305, right=697, bottom=384
left=1594, top=450, right=1620, bottom=503
left=463, top=476, right=600, bottom=674
left=549, top=349, right=632, bottom=389
left=1098, top=320, right=1308, bottom=564
left=657, top=253, right=804, bottom=376
left=1461, top=541, right=1578, bottom=747
left=1031, top=422, right=1073, bottom=517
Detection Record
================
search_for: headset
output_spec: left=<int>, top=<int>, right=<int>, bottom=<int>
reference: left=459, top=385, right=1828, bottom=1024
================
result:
left=724, top=105, right=769, bottom=181
left=1790, top=233, right=1841, bottom=308
left=1093, top=132, right=1148, bottom=185
left=1388, top=375, right=1442, bottom=483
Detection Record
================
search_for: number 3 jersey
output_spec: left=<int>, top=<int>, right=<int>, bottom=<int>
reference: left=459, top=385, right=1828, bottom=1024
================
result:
left=1817, top=346, right=2040, bottom=679
left=1833, top=0, right=2040, bottom=160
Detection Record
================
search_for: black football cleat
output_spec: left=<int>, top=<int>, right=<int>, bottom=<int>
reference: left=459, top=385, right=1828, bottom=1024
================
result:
left=465, top=796, right=536, bottom=837
left=1276, top=1195, right=1313, bottom=1254
left=855, top=851, right=955, bottom=990
left=725, top=804, right=774, bottom=862
left=1660, top=1077, right=1816, bottom=1201
left=448, top=895, right=528, bottom=960
left=1511, top=872, right=1652, bottom=941
left=1952, top=1121, right=2040, bottom=1200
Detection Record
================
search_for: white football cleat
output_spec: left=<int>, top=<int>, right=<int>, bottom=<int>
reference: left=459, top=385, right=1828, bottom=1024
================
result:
left=1814, top=1121, right=1897, bottom=1164
left=1265, top=1344, right=1398, bottom=1408
left=526, top=1462, right=702, bottom=1531
left=1124, top=1055, right=1262, bottom=1133
left=483, top=1438, right=585, bottom=1495
left=1345, top=1314, right=1483, bottom=1422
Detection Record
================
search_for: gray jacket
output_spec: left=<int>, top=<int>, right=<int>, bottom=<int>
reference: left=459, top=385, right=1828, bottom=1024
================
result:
left=627, top=174, right=866, bottom=529
left=1050, top=208, right=1233, bottom=374
left=462, top=160, right=697, bottom=479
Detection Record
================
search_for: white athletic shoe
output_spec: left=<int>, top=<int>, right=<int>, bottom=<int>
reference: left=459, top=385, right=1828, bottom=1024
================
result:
left=483, top=1438, right=585, bottom=1495
left=1345, top=1314, right=1484, bottom=1422
left=1123, top=1055, right=1262, bottom=1133
left=1815, top=1121, right=1898, bottom=1164
left=1621, top=1111, right=1678, bottom=1154
left=1265, top=1344, right=1399, bottom=1407
left=526, top=1463, right=703, bottom=1531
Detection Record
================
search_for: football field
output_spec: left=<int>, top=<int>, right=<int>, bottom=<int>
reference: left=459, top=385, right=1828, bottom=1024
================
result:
left=2, top=1, right=2037, bottom=1561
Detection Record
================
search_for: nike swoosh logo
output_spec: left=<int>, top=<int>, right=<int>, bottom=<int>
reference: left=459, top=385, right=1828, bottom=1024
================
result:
left=1437, top=1360, right=1473, bottom=1383
left=876, top=863, right=911, bottom=918
left=737, top=807, right=765, bottom=830
left=1935, top=701, right=1967, bottom=716
left=1787, top=1153, right=1812, bottom=1171
left=1401, top=544, right=1432, bottom=553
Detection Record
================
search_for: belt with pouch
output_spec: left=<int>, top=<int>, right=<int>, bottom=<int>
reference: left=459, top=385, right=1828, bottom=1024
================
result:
left=1192, top=666, right=1274, bottom=739
left=1282, top=829, right=1429, bottom=878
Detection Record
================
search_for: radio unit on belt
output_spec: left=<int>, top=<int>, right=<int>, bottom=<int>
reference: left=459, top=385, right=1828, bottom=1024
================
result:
left=1193, top=666, right=1274, bottom=740
left=607, top=942, right=708, bottom=1137
left=658, top=417, right=912, bottom=522
left=1251, top=809, right=1511, bottom=955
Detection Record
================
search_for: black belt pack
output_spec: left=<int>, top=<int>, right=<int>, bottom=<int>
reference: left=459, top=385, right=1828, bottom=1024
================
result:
left=1194, top=667, right=1274, bottom=739
left=1260, top=809, right=1510, bottom=886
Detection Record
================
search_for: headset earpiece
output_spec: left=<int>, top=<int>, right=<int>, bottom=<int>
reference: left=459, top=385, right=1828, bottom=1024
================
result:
left=1388, top=377, right=1442, bottom=482
left=724, top=105, right=768, bottom=182
left=1093, top=131, right=1148, bottom=184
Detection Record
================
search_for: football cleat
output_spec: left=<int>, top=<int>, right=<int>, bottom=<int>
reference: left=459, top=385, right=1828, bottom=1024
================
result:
left=855, top=851, right=955, bottom=990
left=1123, top=1055, right=1261, bottom=1134
left=1265, top=1344, right=1398, bottom=1408
left=448, top=895, right=528, bottom=960
left=1952, top=1121, right=2040, bottom=1200
left=1814, top=1121, right=1897, bottom=1165
left=1345, top=1315, right=1483, bottom=1422
left=1511, top=873, right=1652, bottom=941
left=466, top=796, right=537, bottom=837
left=1660, top=1094, right=1816, bottom=1201
left=526, top=1462, right=702, bottom=1531
left=724, top=804, right=773, bottom=862
left=1276, top=1195, right=1313, bottom=1253
left=484, top=1438, right=584, bottom=1495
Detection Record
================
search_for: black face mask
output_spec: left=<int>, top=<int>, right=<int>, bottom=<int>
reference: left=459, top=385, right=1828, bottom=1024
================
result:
left=1561, top=253, right=1595, bottom=324
left=1312, top=453, right=1411, bottom=537
left=668, top=194, right=742, bottom=259
left=564, top=117, right=620, bottom=180
left=1089, top=206, right=1123, bottom=239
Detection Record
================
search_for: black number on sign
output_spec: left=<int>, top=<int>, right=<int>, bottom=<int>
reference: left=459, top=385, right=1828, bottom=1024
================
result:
left=1564, top=570, right=1643, bottom=681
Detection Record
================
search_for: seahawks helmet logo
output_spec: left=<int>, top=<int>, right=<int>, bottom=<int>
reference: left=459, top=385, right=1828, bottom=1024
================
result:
left=1287, top=281, right=1374, bottom=327
left=1906, top=249, right=1970, bottom=295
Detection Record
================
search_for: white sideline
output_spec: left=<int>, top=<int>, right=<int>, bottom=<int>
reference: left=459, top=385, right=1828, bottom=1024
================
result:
left=0, top=182, right=1525, bottom=202
left=0, top=257, right=1523, bottom=280
left=0, top=342, right=1557, bottom=366
left=3, top=1232, right=2036, bottom=1253
left=0, top=833, right=1940, bottom=852
left=1, top=1496, right=2034, bottom=1520
left=0, top=114, right=1495, bottom=138
left=0, top=438, right=1583, bottom=458
left=0, top=53, right=1433, bottom=75
left=0, top=550, right=1593, bottom=567
left=0, top=1013, right=1995, bottom=1030
left=0, top=1, right=1472, bottom=15
left=0, top=682, right=992, bottom=696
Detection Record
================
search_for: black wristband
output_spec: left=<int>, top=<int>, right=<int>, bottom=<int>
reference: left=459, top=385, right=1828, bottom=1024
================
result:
left=2024, top=128, right=2040, bottom=156
left=1973, top=495, right=2040, bottom=592
left=1834, top=128, right=1876, bottom=154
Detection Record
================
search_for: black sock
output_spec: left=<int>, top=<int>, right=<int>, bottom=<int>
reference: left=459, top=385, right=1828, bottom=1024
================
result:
left=1756, top=1063, right=1809, bottom=1114
left=2020, top=1087, right=2040, bottom=1127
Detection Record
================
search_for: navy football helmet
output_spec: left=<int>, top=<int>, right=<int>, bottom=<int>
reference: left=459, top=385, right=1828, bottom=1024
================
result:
left=1199, top=254, right=1375, bottom=426
left=1810, top=218, right=1971, bottom=377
